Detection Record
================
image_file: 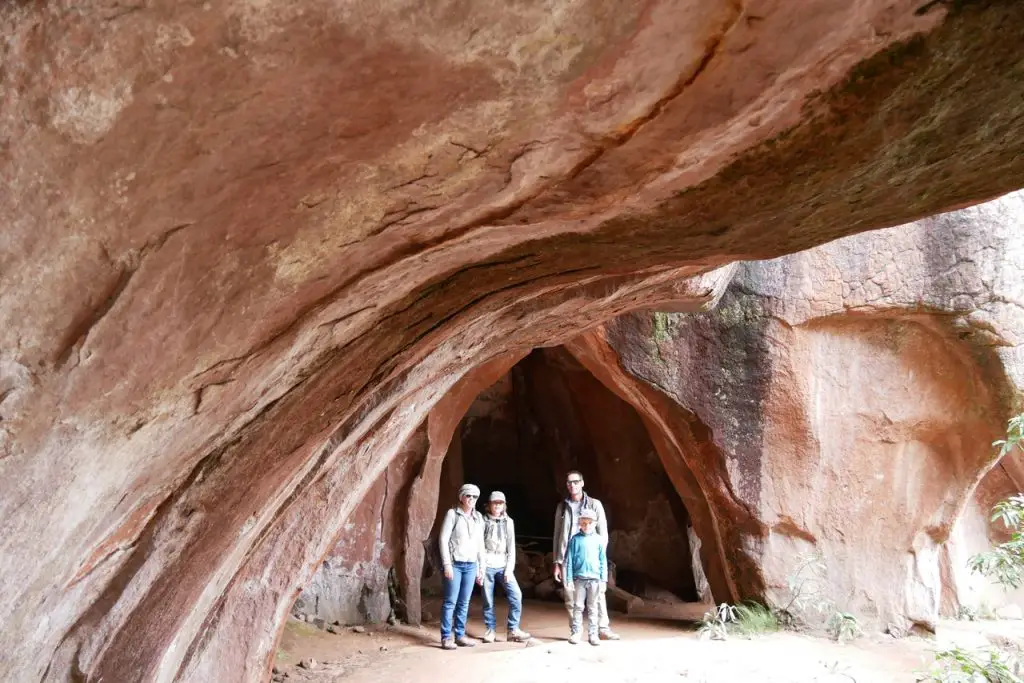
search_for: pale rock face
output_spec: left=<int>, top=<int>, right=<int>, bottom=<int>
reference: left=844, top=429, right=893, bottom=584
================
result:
left=2, top=1, right=1024, bottom=681
left=602, top=191, right=1024, bottom=630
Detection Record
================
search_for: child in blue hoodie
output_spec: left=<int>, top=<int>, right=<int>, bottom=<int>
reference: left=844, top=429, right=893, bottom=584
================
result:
left=563, top=508, right=607, bottom=646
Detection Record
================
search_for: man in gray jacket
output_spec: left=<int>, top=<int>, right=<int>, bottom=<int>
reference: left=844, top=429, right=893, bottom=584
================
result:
left=552, top=470, right=621, bottom=640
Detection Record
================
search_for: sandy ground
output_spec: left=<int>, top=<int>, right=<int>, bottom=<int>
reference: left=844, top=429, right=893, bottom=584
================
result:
left=273, top=598, right=1024, bottom=683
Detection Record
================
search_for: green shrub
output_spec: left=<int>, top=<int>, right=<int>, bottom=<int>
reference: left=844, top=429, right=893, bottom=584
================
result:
left=825, top=611, right=862, bottom=643
left=697, top=603, right=737, bottom=641
left=778, top=551, right=835, bottom=627
left=733, top=602, right=780, bottom=637
left=916, top=646, right=1023, bottom=683
left=698, top=602, right=780, bottom=640
left=970, top=416, right=1024, bottom=589
left=956, top=605, right=979, bottom=622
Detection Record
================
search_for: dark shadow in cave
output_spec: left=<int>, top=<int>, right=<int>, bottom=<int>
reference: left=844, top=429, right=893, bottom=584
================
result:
left=433, top=346, right=699, bottom=602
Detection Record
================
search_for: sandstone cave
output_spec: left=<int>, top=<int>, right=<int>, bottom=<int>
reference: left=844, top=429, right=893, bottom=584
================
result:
left=5, top=2, right=1024, bottom=682
left=434, top=346, right=702, bottom=602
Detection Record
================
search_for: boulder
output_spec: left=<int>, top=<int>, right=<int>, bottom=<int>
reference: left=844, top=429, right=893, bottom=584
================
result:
left=605, top=586, right=644, bottom=615
left=514, top=549, right=535, bottom=583
left=535, top=579, right=559, bottom=602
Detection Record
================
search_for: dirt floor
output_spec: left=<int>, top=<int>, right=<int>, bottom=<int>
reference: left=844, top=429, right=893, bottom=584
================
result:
left=273, top=598, right=1024, bottom=682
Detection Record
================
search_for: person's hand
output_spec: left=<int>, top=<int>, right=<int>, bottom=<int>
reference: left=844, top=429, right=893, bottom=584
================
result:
left=476, top=571, right=484, bottom=586
left=600, top=581, right=607, bottom=593
left=553, top=564, right=563, bottom=583
left=443, top=566, right=453, bottom=580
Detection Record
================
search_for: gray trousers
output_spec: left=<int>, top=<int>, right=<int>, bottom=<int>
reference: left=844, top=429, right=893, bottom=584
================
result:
left=567, top=578, right=603, bottom=636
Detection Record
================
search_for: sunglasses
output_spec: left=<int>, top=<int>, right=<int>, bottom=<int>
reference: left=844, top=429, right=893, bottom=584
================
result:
left=463, top=494, right=479, bottom=499
left=567, top=479, right=583, bottom=485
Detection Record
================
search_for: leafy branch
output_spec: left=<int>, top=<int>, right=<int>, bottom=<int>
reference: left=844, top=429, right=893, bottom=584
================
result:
left=969, top=415, right=1024, bottom=589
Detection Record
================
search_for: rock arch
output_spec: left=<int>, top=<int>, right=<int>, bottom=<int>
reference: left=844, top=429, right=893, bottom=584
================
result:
left=2, top=2, right=1024, bottom=681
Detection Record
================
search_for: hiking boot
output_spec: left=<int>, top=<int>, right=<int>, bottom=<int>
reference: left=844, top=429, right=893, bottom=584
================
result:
left=589, top=634, right=601, bottom=646
left=568, top=632, right=580, bottom=645
left=507, top=629, right=531, bottom=642
left=441, top=637, right=456, bottom=650
left=455, top=635, right=478, bottom=647
left=482, top=629, right=496, bottom=643
left=599, top=628, right=621, bottom=641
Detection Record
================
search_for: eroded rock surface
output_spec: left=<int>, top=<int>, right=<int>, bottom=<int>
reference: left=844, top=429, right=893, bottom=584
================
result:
left=2, top=1, right=1024, bottom=681
left=599, top=191, right=1024, bottom=629
left=295, top=427, right=426, bottom=627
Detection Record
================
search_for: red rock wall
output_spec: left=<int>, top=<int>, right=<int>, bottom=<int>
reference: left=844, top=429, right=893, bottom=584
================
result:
left=296, top=427, right=427, bottom=626
left=2, top=2, right=1024, bottom=680
left=599, top=193, right=1024, bottom=629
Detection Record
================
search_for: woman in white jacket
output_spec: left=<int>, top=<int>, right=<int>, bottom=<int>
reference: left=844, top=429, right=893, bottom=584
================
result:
left=437, top=483, right=484, bottom=650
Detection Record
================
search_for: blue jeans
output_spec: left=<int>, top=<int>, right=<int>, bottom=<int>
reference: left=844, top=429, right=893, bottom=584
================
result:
left=440, top=561, right=477, bottom=639
left=481, top=567, right=523, bottom=632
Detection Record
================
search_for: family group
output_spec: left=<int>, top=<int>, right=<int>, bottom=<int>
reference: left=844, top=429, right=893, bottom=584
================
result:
left=436, top=471, right=622, bottom=649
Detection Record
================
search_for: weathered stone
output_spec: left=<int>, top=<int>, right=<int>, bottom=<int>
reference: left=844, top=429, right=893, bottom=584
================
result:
left=351, top=626, right=366, bottom=634
left=514, top=549, right=534, bottom=583
left=605, top=585, right=644, bottom=615
left=298, top=434, right=425, bottom=627
left=535, top=579, right=558, bottom=601
left=587, top=192, right=1024, bottom=628
left=2, top=2, right=1024, bottom=681
left=298, top=659, right=317, bottom=671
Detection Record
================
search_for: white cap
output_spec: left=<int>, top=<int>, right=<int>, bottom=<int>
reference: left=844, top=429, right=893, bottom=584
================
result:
left=489, top=491, right=506, bottom=503
left=458, top=483, right=480, bottom=498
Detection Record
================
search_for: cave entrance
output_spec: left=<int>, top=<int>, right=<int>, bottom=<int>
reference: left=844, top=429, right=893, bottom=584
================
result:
left=434, top=346, right=700, bottom=602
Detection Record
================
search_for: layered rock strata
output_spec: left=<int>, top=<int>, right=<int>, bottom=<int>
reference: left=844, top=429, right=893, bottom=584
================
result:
left=2, top=1, right=1024, bottom=681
